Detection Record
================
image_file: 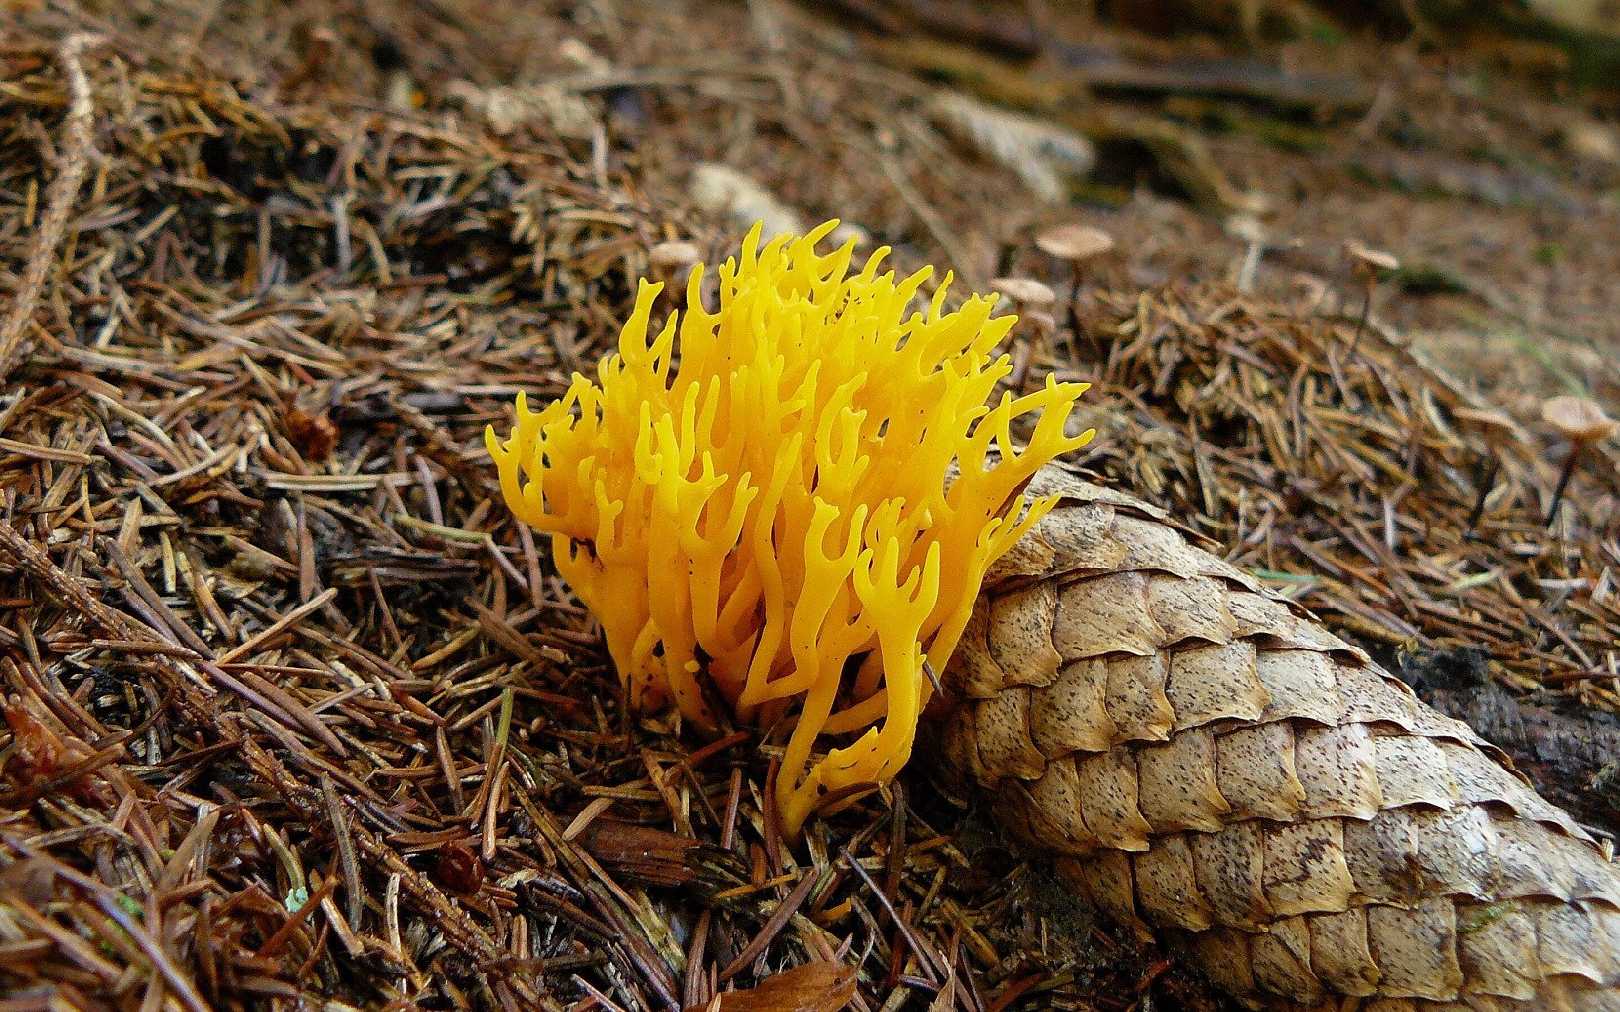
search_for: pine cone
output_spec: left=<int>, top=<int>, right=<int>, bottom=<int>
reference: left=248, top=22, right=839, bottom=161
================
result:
left=937, top=466, right=1620, bottom=1009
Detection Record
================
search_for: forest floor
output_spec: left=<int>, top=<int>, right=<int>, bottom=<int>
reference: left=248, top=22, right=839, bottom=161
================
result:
left=2, top=2, right=1619, bottom=1009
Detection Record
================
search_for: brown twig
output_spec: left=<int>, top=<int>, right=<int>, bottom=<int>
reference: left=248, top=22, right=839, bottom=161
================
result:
left=0, top=34, right=102, bottom=382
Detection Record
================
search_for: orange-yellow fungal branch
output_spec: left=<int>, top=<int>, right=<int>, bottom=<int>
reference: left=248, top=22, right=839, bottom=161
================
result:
left=487, top=221, right=1093, bottom=835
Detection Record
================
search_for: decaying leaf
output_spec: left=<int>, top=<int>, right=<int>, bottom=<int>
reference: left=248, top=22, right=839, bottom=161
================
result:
left=284, top=406, right=338, bottom=462
left=690, top=962, right=857, bottom=1012
left=431, top=841, right=484, bottom=893
left=0, top=856, right=57, bottom=906
left=2, top=696, right=97, bottom=801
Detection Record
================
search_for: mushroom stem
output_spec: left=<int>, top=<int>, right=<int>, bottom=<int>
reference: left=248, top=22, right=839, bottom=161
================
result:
left=1351, top=281, right=1372, bottom=351
left=1065, top=264, right=1080, bottom=340
left=1546, top=443, right=1582, bottom=527
left=1343, top=241, right=1396, bottom=355
left=1538, top=395, right=1616, bottom=528
left=1033, top=225, right=1114, bottom=365
left=1009, top=317, right=1034, bottom=389
left=1464, top=458, right=1499, bottom=538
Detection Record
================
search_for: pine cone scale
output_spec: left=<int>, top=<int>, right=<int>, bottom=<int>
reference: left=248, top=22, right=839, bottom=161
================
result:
left=939, top=468, right=1620, bottom=1009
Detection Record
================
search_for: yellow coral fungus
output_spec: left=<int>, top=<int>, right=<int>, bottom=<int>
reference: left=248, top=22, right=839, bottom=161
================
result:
left=487, top=221, right=1093, bottom=835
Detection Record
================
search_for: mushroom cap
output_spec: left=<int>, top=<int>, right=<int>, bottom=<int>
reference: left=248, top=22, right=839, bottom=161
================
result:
left=648, top=239, right=703, bottom=270
left=1224, top=213, right=1266, bottom=244
left=1035, top=224, right=1115, bottom=261
left=1345, top=240, right=1399, bottom=274
left=1541, top=395, right=1618, bottom=443
left=990, top=276, right=1057, bottom=307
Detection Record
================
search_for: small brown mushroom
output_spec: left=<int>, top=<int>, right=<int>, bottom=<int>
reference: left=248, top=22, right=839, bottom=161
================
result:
left=989, top=277, right=1056, bottom=311
left=1023, top=309, right=1057, bottom=336
left=1035, top=225, right=1115, bottom=359
left=1542, top=396, right=1616, bottom=443
left=991, top=278, right=1057, bottom=389
left=649, top=240, right=702, bottom=276
left=647, top=240, right=703, bottom=302
left=1035, top=224, right=1115, bottom=274
left=1344, top=240, right=1398, bottom=349
left=1453, top=407, right=1523, bottom=537
left=1225, top=214, right=1266, bottom=293
left=1541, top=395, right=1617, bottom=526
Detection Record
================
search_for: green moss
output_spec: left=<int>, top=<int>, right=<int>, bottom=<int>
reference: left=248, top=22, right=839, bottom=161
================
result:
left=1164, top=98, right=1328, bottom=153
left=1308, top=21, right=1347, bottom=46
left=1394, top=261, right=1473, bottom=295
left=1067, top=179, right=1133, bottom=209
